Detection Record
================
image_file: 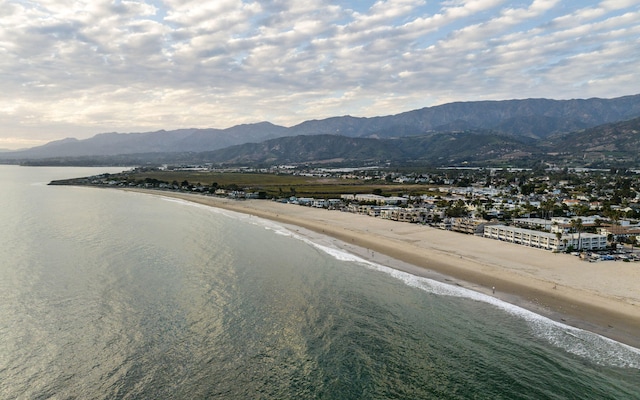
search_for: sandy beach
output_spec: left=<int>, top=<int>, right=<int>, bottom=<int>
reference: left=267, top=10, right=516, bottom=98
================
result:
left=124, top=189, right=640, bottom=349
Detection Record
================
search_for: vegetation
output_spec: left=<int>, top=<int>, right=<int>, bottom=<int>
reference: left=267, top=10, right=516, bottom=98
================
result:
left=52, top=169, right=440, bottom=199
left=50, top=164, right=640, bottom=255
left=50, top=165, right=640, bottom=218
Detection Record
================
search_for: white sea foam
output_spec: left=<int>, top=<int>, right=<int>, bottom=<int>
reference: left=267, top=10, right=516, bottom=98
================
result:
left=299, top=230, right=640, bottom=369
left=159, top=196, right=640, bottom=369
left=160, top=196, right=297, bottom=237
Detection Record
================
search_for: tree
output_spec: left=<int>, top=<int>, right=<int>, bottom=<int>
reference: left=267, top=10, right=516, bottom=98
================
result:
left=446, top=199, right=468, bottom=217
left=209, top=182, right=219, bottom=193
left=570, top=218, right=584, bottom=251
left=520, top=182, right=535, bottom=196
left=573, top=204, right=590, bottom=217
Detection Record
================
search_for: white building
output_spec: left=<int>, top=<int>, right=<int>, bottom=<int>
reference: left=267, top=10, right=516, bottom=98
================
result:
left=551, top=216, right=604, bottom=225
left=484, top=225, right=608, bottom=252
left=513, top=217, right=552, bottom=230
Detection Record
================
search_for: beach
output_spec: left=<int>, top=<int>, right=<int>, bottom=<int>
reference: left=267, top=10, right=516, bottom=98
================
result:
left=124, top=189, right=640, bottom=349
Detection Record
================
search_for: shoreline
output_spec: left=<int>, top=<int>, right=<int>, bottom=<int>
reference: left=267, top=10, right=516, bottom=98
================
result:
left=121, top=188, right=640, bottom=350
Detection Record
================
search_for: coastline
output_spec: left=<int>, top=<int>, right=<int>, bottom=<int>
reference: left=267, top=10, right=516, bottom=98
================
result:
left=122, top=188, right=640, bottom=349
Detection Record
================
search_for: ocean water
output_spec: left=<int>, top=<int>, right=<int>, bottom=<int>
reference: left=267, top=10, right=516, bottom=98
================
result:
left=1, top=165, right=639, bottom=399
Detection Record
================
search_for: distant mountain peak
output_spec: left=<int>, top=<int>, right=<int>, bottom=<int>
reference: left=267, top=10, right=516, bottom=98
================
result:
left=1, top=94, right=639, bottom=164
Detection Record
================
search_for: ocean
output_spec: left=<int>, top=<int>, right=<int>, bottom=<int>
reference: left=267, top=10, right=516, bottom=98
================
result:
left=1, top=165, right=639, bottom=399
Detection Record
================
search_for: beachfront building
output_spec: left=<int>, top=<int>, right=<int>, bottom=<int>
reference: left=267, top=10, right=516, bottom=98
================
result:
left=379, top=206, right=402, bottom=220
left=483, top=224, right=608, bottom=252
left=390, top=207, right=437, bottom=223
left=349, top=204, right=386, bottom=217
left=484, top=225, right=561, bottom=251
left=293, top=197, right=315, bottom=206
left=563, top=232, right=609, bottom=251
left=451, top=218, right=495, bottom=235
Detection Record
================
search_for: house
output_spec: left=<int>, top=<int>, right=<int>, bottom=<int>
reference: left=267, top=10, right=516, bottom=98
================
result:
left=313, top=199, right=327, bottom=208
left=296, top=197, right=315, bottom=206
left=598, top=225, right=640, bottom=242
left=380, top=206, right=402, bottom=220
left=325, top=199, right=343, bottom=209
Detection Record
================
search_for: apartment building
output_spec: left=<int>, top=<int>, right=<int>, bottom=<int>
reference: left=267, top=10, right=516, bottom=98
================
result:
left=483, top=224, right=608, bottom=251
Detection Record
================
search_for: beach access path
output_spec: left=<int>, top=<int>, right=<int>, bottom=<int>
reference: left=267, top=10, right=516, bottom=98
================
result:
left=122, top=189, right=640, bottom=349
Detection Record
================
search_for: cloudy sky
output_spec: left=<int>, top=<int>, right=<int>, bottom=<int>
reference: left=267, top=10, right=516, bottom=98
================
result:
left=1, top=0, right=639, bottom=149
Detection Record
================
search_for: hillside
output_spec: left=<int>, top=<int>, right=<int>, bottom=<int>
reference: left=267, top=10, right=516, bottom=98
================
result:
left=175, top=131, right=536, bottom=167
left=289, top=95, right=640, bottom=139
left=0, top=122, right=289, bottom=160
left=16, top=117, right=640, bottom=168
left=192, top=117, right=640, bottom=167
left=545, top=116, right=640, bottom=167
left=2, top=94, right=640, bottom=163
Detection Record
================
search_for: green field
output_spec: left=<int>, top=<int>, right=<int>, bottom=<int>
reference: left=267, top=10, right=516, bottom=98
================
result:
left=121, top=170, right=433, bottom=198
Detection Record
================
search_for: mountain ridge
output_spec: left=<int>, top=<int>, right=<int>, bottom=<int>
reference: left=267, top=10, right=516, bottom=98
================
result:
left=2, top=94, right=640, bottom=166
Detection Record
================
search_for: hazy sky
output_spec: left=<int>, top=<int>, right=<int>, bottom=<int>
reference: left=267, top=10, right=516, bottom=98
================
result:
left=1, top=0, right=639, bottom=149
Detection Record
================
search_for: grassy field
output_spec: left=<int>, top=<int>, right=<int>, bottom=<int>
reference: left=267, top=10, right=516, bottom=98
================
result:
left=122, top=170, right=434, bottom=198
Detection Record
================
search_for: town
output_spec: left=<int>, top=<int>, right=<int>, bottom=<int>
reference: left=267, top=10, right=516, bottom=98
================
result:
left=55, top=165, right=640, bottom=262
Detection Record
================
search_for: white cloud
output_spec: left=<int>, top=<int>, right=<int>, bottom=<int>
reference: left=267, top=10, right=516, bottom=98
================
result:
left=442, top=0, right=507, bottom=19
left=0, top=0, right=639, bottom=148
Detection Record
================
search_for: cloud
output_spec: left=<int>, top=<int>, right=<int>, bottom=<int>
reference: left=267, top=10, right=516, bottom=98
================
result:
left=0, top=0, right=639, bottom=148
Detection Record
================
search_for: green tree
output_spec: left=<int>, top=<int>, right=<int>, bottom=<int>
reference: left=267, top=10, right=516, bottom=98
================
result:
left=520, top=183, right=535, bottom=196
left=446, top=199, right=468, bottom=217
left=570, top=218, right=584, bottom=251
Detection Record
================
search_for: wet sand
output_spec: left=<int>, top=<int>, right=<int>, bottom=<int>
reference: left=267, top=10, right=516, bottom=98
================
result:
left=123, top=189, right=640, bottom=349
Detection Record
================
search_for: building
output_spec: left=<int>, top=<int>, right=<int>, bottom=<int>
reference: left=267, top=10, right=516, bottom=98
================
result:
left=390, top=207, right=436, bottom=224
left=513, top=217, right=552, bottom=230
left=379, top=206, right=402, bottom=220
left=483, top=224, right=608, bottom=252
left=562, top=232, right=608, bottom=251
left=598, top=224, right=640, bottom=243
left=452, top=218, right=495, bottom=235
left=341, top=194, right=408, bottom=205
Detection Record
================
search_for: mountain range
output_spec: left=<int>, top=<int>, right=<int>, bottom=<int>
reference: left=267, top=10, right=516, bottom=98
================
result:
left=3, top=94, right=640, bottom=167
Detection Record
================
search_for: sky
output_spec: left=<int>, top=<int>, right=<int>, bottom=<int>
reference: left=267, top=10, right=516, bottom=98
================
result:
left=1, top=0, right=639, bottom=149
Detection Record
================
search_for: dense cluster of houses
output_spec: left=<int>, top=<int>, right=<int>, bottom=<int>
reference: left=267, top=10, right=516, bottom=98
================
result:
left=284, top=195, right=607, bottom=247
left=73, top=166, right=640, bottom=259
left=277, top=176, right=640, bottom=258
left=280, top=193, right=640, bottom=259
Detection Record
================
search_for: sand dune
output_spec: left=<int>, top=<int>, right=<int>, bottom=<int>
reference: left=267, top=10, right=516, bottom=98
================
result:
left=123, top=189, right=640, bottom=349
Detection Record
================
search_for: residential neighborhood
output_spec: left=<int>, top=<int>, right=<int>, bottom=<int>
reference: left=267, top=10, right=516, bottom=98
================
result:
left=58, top=165, right=640, bottom=261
